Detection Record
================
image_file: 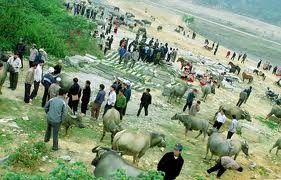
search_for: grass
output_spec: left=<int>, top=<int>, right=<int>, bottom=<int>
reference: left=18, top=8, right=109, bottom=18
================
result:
left=255, top=116, right=279, bottom=130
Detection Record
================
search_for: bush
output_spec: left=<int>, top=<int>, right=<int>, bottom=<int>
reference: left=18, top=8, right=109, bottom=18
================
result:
left=3, top=172, right=44, bottom=180
left=0, top=0, right=101, bottom=58
left=8, top=141, right=48, bottom=169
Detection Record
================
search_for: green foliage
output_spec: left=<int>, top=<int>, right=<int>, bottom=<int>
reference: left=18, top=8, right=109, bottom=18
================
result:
left=112, top=169, right=164, bottom=180
left=3, top=172, right=44, bottom=180
left=255, top=116, right=279, bottom=130
left=8, top=141, right=48, bottom=169
left=49, top=161, right=94, bottom=180
left=0, top=0, right=101, bottom=58
left=257, top=166, right=270, bottom=176
left=182, top=15, right=195, bottom=26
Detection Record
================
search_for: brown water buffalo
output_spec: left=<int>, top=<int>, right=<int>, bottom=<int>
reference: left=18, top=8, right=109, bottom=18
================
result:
left=215, top=105, right=251, bottom=122
left=112, top=130, right=166, bottom=164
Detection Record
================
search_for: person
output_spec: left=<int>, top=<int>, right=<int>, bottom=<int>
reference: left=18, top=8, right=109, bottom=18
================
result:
left=213, top=43, right=219, bottom=55
left=0, top=62, right=4, bottom=94
left=29, top=44, right=38, bottom=68
left=227, top=115, right=238, bottom=139
left=225, top=51, right=231, bottom=58
left=123, top=81, right=131, bottom=115
left=157, top=143, right=184, bottom=180
left=44, top=88, right=67, bottom=151
left=113, top=78, right=122, bottom=94
left=272, top=66, right=278, bottom=75
left=30, top=60, right=43, bottom=101
left=236, top=89, right=247, bottom=107
left=241, top=53, right=247, bottom=63
left=213, top=109, right=226, bottom=130
left=48, top=77, right=61, bottom=99
left=91, top=84, right=106, bottom=120
left=36, top=48, right=48, bottom=65
left=68, top=78, right=81, bottom=115
left=189, top=100, right=201, bottom=116
left=41, top=67, right=55, bottom=107
left=104, top=37, right=110, bottom=55
left=15, top=38, right=26, bottom=69
left=206, top=156, right=243, bottom=178
left=114, top=25, right=118, bottom=34
left=230, top=52, right=236, bottom=60
left=115, top=89, right=127, bottom=120
left=244, top=86, right=252, bottom=104
left=7, top=54, right=22, bottom=90
left=192, top=32, right=196, bottom=39
left=130, top=49, right=139, bottom=69
left=24, top=64, right=35, bottom=103
left=103, top=85, right=117, bottom=116
left=237, top=52, right=242, bottom=61
left=109, top=35, right=114, bottom=50
left=81, top=80, right=91, bottom=115
left=54, top=60, right=63, bottom=76
left=257, top=59, right=262, bottom=69
left=118, top=47, right=126, bottom=64
left=183, top=89, right=197, bottom=112
left=137, top=88, right=152, bottom=117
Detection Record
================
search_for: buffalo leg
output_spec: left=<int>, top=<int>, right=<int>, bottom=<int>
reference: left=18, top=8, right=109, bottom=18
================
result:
left=234, top=152, right=240, bottom=160
left=266, top=113, right=272, bottom=119
left=204, top=144, right=210, bottom=159
left=65, top=126, right=69, bottom=136
left=195, top=130, right=202, bottom=139
left=100, top=129, right=106, bottom=142
left=276, top=148, right=280, bottom=155
left=110, top=133, right=114, bottom=144
left=185, top=127, right=188, bottom=139
left=269, top=144, right=276, bottom=153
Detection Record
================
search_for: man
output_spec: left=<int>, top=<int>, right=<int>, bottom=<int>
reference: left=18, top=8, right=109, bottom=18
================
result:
left=115, top=89, right=126, bottom=120
left=213, top=43, right=219, bottom=55
left=137, top=88, right=152, bottom=117
left=244, top=86, right=252, bottom=104
left=104, top=37, right=110, bottom=55
left=123, top=81, right=131, bottom=115
left=68, top=78, right=81, bottom=115
left=122, top=51, right=132, bottom=68
left=257, top=59, right=262, bottom=69
left=130, top=49, right=139, bottom=69
left=230, top=52, right=236, bottom=60
left=91, top=84, right=106, bottom=120
left=213, top=109, right=226, bottom=130
left=157, top=144, right=184, bottom=180
left=30, top=60, right=43, bottom=101
left=29, top=44, right=38, bottom=68
left=227, top=115, right=238, bottom=139
left=48, top=77, right=61, bottom=99
left=241, top=53, right=247, bottom=63
left=7, top=54, right=22, bottom=90
left=41, top=67, right=55, bottom=107
left=36, top=48, right=48, bottom=65
left=24, top=63, right=35, bottom=103
left=189, top=100, right=201, bottom=116
left=109, top=35, right=114, bottom=50
left=236, top=89, right=247, bottom=107
left=15, top=38, right=26, bottom=69
left=81, top=80, right=91, bottom=115
left=148, top=38, right=154, bottom=46
left=44, top=88, right=67, bottom=151
left=54, top=60, right=63, bottom=76
left=183, top=89, right=197, bottom=112
left=103, top=85, right=116, bottom=116
left=206, top=156, right=243, bottom=178
left=237, top=52, right=242, bottom=61
left=118, top=47, right=126, bottom=64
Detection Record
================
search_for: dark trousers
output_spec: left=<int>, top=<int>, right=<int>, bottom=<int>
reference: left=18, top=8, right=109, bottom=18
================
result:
left=29, top=61, right=34, bottom=68
left=24, top=83, right=32, bottom=103
left=19, top=54, right=23, bottom=68
left=227, top=131, right=234, bottom=139
left=30, top=81, right=40, bottom=99
left=213, top=121, right=223, bottom=130
left=137, top=103, right=149, bottom=117
left=103, top=104, right=113, bottom=117
left=42, top=86, right=50, bottom=107
left=115, top=107, right=124, bottom=120
left=183, top=101, right=192, bottom=112
left=68, top=100, right=79, bottom=114
left=44, top=121, right=60, bottom=150
left=91, top=103, right=101, bottom=119
left=104, top=48, right=109, bottom=55
left=9, top=72, right=18, bottom=90
left=81, top=100, right=89, bottom=114
left=123, top=102, right=128, bottom=115
left=207, top=159, right=226, bottom=177
left=236, top=98, right=244, bottom=107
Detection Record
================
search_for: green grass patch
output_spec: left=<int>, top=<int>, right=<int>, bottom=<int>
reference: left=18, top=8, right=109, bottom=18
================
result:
left=255, top=116, right=279, bottom=130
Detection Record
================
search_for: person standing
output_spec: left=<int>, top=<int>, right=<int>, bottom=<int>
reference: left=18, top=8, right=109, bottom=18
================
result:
left=206, top=156, right=243, bottom=178
left=183, top=89, right=198, bottom=112
left=237, top=52, right=242, bottom=61
left=227, top=115, right=238, bottom=139
left=41, top=67, right=55, bottom=107
left=115, top=89, right=126, bottom=120
left=213, top=109, right=226, bottom=130
left=122, top=51, right=132, bottom=68
left=157, top=144, right=184, bottom=180
left=225, top=51, right=231, bottom=58
left=213, top=43, right=219, bottom=55
left=118, top=47, right=126, bottom=64
left=15, top=38, right=26, bottom=69
left=7, top=54, right=22, bottom=90
left=236, top=89, right=247, bottom=107
left=29, top=44, right=38, bottom=68
left=91, top=84, right=106, bottom=120
left=81, top=80, right=91, bottom=115
left=137, top=88, right=152, bottom=117
left=44, top=88, right=67, bottom=151
left=48, top=77, right=61, bottom=99
left=68, top=78, right=81, bottom=115
left=109, top=35, right=114, bottom=50
left=272, top=66, right=278, bottom=75
left=189, top=100, right=201, bottom=116
left=123, top=81, right=131, bottom=115
left=244, top=86, right=252, bottom=104
left=54, top=60, right=63, bottom=76
left=103, top=85, right=117, bottom=116
left=130, top=49, right=139, bottom=69
left=24, top=64, right=35, bottom=103
left=230, top=52, right=236, bottom=60
left=104, top=37, right=110, bottom=55
left=257, top=59, right=262, bottom=69
left=241, top=53, right=247, bottom=63
left=30, top=60, right=43, bottom=101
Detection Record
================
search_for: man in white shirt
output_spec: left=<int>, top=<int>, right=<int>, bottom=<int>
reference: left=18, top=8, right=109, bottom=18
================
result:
left=30, top=60, right=43, bottom=101
left=103, top=85, right=116, bottom=116
left=213, top=109, right=226, bottom=130
left=227, top=115, right=238, bottom=139
left=7, top=54, right=22, bottom=90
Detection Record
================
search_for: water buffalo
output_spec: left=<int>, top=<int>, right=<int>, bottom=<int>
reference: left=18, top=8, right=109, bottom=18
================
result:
left=57, top=73, right=74, bottom=91
left=216, top=105, right=251, bottom=122
left=171, top=113, right=209, bottom=140
left=0, top=61, right=7, bottom=95
left=163, top=83, right=190, bottom=103
left=269, top=138, right=281, bottom=155
left=92, top=146, right=143, bottom=178
left=100, top=108, right=122, bottom=143
left=205, top=129, right=249, bottom=160
left=62, top=106, right=84, bottom=135
left=228, top=62, right=241, bottom=75
left=112, top=130, right=166, bottom=164
left=266, top=106, right=281, bottom=119
left=201, top=83, right=214, bottom=102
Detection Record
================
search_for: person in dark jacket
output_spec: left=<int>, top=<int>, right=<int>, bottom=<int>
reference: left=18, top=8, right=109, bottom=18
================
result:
left=15, top=38, right=26, bottom=69
left=44, top=88, right=67, bottom=151
left=81, top=80, right=91, bottom=115
left=68, top=78, right=81, bottom=115
left=257, top=59, right=262, bottom=69
left=183, top=89, right=198, bottom=112
left=91, top=84, right=106, bottom=120
left=123, top=81, right=131, bottom=115
left=137, top=88, right=152, bottom=117
left=53, top=60, right=63, bottom=76
left=157, top=143, right=184, bottom=180
left=244, top=86, right=252, bottom=104
left=41, top=67, right=55, bottom=107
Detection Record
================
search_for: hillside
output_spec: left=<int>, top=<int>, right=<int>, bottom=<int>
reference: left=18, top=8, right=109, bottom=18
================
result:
left=193, top=0, right=281, bottom=26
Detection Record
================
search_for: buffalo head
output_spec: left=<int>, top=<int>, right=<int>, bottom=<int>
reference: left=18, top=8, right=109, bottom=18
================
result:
left=241, top=141, right=249, bottom=156
left=241, top=111, right=251, bottom=122
left=171, top=113, right=179, bottom=120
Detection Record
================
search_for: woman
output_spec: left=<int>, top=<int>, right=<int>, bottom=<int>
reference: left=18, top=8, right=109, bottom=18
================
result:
left=213, top=109, right=226, bottom=130
left=68, top=78, right=81, bottom=115
left=103, top=85, right=116, bottom=116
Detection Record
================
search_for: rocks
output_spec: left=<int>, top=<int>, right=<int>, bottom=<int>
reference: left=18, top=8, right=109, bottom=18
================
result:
left=59, top=155, right=72, bottom=162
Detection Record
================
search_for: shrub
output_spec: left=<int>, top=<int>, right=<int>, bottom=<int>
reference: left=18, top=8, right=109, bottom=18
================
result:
left=3, top=172, right=44, bottom=180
